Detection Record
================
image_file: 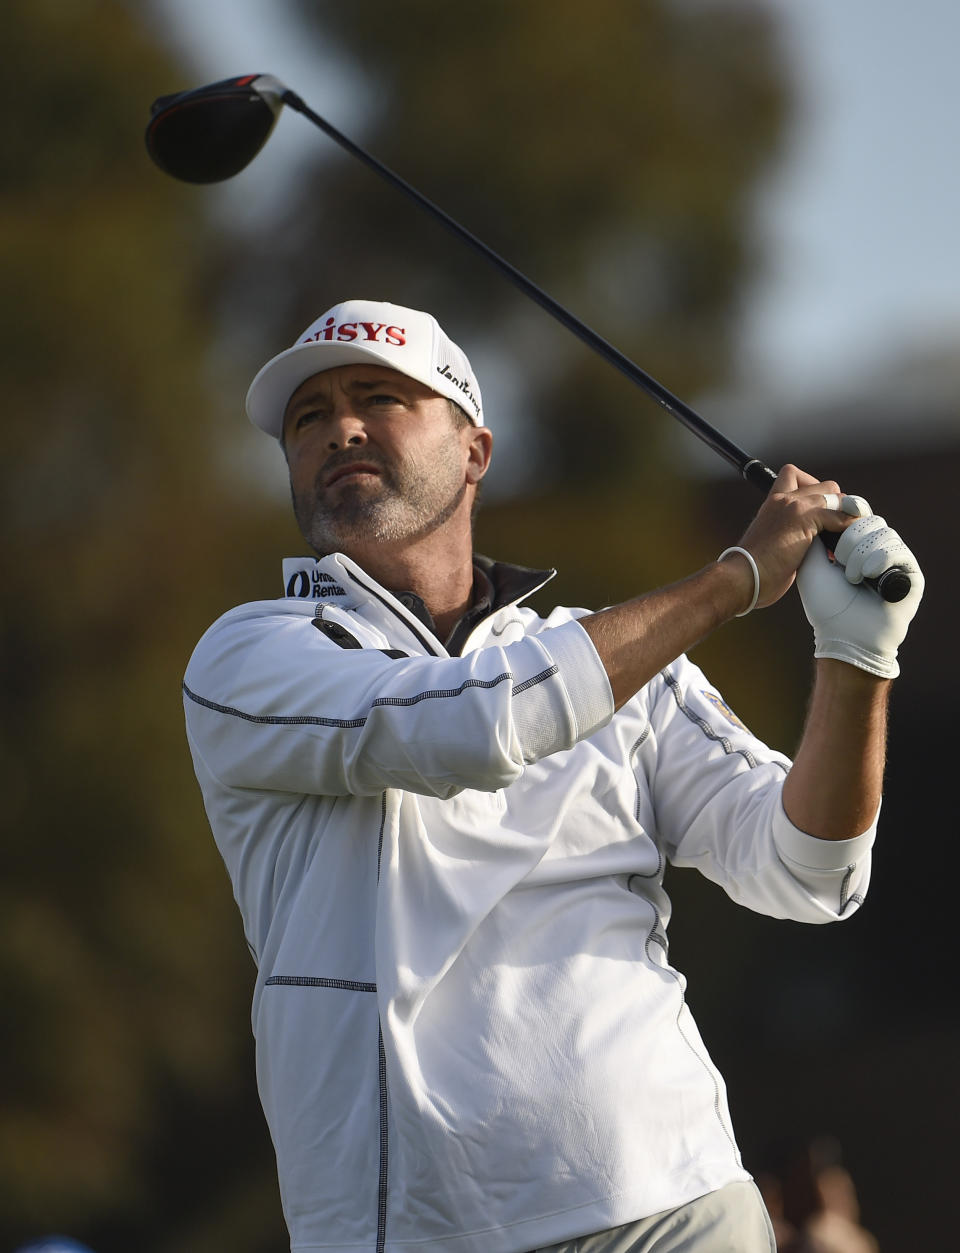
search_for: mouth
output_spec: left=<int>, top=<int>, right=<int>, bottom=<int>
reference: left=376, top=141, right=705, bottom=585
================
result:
left=325, top=462, right=382, bottom=489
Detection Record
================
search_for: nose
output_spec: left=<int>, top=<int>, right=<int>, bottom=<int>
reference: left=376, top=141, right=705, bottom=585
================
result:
left=326, top=407, right=368, bottom=452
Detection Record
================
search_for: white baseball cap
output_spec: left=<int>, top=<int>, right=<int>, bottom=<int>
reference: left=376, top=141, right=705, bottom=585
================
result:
left=246, top=298, right=483, bottom=438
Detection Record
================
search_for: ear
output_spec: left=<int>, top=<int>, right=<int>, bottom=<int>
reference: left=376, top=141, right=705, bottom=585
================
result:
left=465, top=426, right=493, bottom=485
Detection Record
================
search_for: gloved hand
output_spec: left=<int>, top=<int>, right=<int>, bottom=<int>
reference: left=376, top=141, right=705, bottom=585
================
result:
left=796, top=495, right=924, bottom=678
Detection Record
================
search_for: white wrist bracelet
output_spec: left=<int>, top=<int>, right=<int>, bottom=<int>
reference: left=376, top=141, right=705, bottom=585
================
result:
left=717, top=546, right=760, bottom=617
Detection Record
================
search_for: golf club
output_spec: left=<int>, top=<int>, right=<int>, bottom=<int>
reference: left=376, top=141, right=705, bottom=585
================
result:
left=145, top=74, right=911, bottom=603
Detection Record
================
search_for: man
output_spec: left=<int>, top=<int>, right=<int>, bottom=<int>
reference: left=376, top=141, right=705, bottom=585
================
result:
left=183, top=299, right=923, bottom=1253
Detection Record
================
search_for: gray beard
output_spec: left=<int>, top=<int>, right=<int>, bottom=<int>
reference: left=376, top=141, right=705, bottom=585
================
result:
left=293, top=465, right=467, bottom=557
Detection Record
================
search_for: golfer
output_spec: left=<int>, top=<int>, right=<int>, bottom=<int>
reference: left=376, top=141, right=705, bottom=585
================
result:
left=183, top=299, right=923, bottom=1253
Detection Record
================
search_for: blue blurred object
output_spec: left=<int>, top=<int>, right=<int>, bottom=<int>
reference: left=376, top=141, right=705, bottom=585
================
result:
left=14, top=1239, right=96, bottom=1253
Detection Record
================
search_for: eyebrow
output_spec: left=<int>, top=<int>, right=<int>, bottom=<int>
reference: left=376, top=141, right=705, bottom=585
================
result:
left=289, top=378, right=413, bottom=428
left=286, top=378, right=407, bottom=415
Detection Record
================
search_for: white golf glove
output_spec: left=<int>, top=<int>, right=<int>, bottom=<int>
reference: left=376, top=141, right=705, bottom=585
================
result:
left=796, top=495, right=924, bottom=679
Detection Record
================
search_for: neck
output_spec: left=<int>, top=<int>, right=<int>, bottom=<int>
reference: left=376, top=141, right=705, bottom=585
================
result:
left=339, top=516, right=476, bottom=641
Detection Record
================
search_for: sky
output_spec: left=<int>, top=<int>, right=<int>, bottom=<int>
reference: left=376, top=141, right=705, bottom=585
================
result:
left=150, top=0, right=960, bottom=465
left=737, top=0, right=960, bottom=398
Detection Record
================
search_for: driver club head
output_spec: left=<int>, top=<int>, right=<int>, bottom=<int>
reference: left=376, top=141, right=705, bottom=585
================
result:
left=145, top=74, right=288, bottom=183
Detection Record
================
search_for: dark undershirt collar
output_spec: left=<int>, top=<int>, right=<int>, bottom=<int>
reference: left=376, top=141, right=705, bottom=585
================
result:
left=394, top=555, right=553, bottom=655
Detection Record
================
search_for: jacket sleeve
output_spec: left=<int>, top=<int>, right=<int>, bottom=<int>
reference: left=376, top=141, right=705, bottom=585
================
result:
left=183, top=606, right=613, bottom=798
left=642, top=655, right=875, bottom=923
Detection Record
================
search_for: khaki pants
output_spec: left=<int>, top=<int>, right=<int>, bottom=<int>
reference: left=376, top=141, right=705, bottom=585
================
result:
left=530, top=1180, right=776, bottom=1253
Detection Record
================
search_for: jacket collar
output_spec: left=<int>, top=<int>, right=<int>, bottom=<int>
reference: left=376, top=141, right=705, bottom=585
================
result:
left=472, top=554, right=556, bottom=612
left=281, top=552, right=554, bottom=611
left=280, top=552, right=555, bottom=653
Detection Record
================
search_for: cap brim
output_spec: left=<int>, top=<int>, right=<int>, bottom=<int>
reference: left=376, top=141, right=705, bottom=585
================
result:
left=246, top=340, right=439, bottom=438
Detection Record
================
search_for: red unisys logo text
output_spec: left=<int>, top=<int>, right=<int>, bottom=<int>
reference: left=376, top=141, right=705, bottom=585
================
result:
left=302, top=318, right=406, bottom=346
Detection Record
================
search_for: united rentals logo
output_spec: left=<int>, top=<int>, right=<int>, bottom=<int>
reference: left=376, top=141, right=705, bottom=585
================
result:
left=286, top=568, right=347, bottom=600
left=302, top=319, right=406, bottom=346
left=436, top=362, right=481, bottom=418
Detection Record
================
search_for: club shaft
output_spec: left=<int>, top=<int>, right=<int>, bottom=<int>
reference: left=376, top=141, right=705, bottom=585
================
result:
left=282, top=91, right=768, bottom=485
left=280, top=89, right=909, bottom=602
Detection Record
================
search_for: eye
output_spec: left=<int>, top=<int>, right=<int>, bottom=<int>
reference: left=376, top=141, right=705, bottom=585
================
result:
left=369, top=392, right=401, bottom=406
left=294, top=408, right=323, bottom=430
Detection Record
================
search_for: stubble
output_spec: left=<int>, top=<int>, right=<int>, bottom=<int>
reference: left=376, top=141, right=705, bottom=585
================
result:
left=293, top=438, right=467, bottom=557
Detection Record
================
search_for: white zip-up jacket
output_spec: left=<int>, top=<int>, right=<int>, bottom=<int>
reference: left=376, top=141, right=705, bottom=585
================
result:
left=183, top=552, right=875, bottom=1253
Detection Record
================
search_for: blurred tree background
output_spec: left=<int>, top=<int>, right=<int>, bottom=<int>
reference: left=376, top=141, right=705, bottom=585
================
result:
left=1, top=0, right=954, bottom=1249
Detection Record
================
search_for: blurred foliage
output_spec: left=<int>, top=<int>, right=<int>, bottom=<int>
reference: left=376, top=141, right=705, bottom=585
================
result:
left=1, top=1, right=288, bottom=1248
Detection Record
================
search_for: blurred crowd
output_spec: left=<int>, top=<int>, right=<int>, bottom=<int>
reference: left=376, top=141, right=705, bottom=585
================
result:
left=756, top=1136, right=879, bottom=1253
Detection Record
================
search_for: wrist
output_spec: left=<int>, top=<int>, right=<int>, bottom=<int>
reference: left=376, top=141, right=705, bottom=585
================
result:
left=716, top=546, right=760, bottom=617
left=810, top=657, right=894, bottom=722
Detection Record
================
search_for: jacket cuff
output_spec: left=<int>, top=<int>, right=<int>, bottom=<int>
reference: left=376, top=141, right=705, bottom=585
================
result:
left=772, top=798, right=878, bottom=871
left=548, top=619, right=615, bottom=740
